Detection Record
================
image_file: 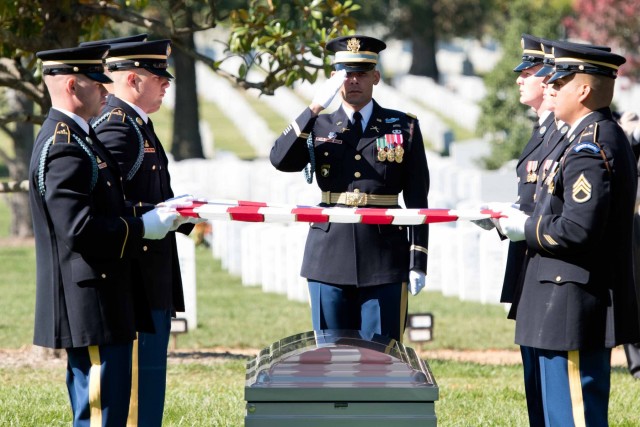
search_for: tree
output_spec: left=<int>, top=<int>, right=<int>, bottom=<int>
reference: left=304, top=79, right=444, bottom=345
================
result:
left=564, top=0, right=640, bottom=81
left=0, top=0, right=360, bottom=236
left=354, top=0, right=496, bottom=82
left=477, top=0, right=571, bottom=169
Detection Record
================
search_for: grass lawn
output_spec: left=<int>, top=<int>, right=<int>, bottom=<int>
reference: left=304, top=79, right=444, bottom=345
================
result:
left=1, top=224, right=639, bottom=425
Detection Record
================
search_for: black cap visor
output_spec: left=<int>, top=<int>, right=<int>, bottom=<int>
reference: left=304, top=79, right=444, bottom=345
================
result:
left=334, top=62, right=376, bottom=73
left=534, top=64, right=555, bottom=77
left=147, top=67, right=174, bottom=79
left=513, top=60, right=539, bottom=72
left=85, top=72, right=113, bottom=84
left=547, top=70, right=574, bottom=84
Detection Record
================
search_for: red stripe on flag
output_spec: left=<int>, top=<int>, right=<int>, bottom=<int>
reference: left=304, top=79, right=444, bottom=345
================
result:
left=237, top=200, right=268, bottom=207
left=355, top=208, right=394, bottom=224
left=420, top=208, right=457, bottom=223
left=176, top=207, right=199, bottom=217
left=228, top=206, right=264, bottom=222
left=176, top=201, right=207, bottom=218
left=481, top=208, right=505, bottom=218
left=292, top=207, right=329, bottom=223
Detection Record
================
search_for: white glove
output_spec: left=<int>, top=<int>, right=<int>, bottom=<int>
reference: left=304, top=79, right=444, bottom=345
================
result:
left=157, top=194, right=194, bottom=209
left=169, top=214, right=190, bottom=231
left=409, top=269, right=426, bottom=296
left=495, top=204, right=529, bottom=242
left=142, top=207, right=178, bottom=240
left=470, top=204, right=496, bottom=230
left=311, top=69, right=347, bottom=109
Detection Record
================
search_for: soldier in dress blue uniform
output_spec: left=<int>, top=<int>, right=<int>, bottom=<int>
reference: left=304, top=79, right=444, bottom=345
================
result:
left=90, top=39, right=196, bottom=427
left=30, top=45, right=178, bottom=427
left=270, top=35, right=430, bottom=342
left=495, top=42, right=640, bottom=426
left=618, top=110, right=640, bottom=380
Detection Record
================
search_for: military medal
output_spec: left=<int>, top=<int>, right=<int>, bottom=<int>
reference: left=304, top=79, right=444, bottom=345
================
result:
left=392, top=133, right=404, bottom=163
left=376, top=137, right=387, bottom=161
left=526, top=160, right=538, bottom=183
left=387, top=147, right=395, bottom=162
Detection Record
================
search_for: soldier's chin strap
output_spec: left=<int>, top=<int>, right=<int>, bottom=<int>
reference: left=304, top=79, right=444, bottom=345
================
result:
left=303, top=131, right=316, bottom=184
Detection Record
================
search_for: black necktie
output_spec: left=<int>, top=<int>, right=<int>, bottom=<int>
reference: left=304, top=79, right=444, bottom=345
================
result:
left=352, top=111, right=363, bottom=141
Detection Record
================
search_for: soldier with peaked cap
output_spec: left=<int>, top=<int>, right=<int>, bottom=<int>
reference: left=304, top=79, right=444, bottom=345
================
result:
left=91, top=38, right=198, bottom=427
left=270, top=35, right=430, bottom=343
left=78, top=34, right=149, bottom=93
left=494, top=42, right=639, bottom=425
left=30, top=45, right=177, bottom=426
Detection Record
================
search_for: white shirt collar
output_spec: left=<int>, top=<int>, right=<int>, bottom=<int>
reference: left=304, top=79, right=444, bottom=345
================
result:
left=52, top=107, right=89, bottom=134
left=122, top=99, right=149, bottom=124
left=568, top=112, right=594, bottom=139
left=538, top=110, right=552, bottom=125
left=344, top=100, right=374, bottom=131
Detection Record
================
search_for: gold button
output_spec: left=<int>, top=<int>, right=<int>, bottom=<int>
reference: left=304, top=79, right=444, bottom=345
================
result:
left=355, top=154, right=362, bottom=160
left=555, top=276, right=561, bottom=282
left=107, top=181, right=111, bottom=187
left=143, top=246, right=148, bottom=252
left=324, top=152, right=329, bottom=156
left=101, top=273, right=107, bottom=279
left=398, top=226, right=403, bottom=230
left=152, top=165, right=156, bottom=170
left=354, top=172, right=361, bottom=178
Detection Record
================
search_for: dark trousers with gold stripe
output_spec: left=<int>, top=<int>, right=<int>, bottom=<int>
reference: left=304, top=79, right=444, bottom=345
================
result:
left=308, top=281, right=408, bottom=342
left=66, top=342, right=133, bottom=427
left=521, top=346, right=611, bottom=427
left=127, top=309, right=171, bottom=427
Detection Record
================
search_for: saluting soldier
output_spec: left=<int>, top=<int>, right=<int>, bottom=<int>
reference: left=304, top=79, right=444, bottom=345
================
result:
left=270, top=35, right=430, bottom=342
left=495, top=42, right=640, bottom=425
left=91, top=39, right=196, bottom=427
left=30, top=45, right=177, bottom=427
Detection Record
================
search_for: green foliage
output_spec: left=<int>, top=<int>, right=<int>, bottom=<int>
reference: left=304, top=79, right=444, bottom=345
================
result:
left=226, top=0, right=361, bottom=94
left=477, top=0, right=571, bottom=169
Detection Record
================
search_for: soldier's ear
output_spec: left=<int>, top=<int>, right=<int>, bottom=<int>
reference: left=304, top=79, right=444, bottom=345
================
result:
left=373, top=70, right=381, bottom=85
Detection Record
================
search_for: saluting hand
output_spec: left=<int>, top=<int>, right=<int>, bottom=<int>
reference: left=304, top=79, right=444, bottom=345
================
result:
left=310, top=69, right=347, bottom=113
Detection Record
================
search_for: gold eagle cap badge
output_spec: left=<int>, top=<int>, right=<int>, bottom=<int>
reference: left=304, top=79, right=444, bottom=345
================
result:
left=347, top=38, right=360, bottom=53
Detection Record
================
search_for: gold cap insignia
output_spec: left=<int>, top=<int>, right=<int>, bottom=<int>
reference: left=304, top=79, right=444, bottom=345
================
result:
left=347, top=37, right=360, bottom=53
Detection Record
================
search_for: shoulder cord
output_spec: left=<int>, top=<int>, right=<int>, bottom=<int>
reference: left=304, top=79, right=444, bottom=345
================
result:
left=92, top=113, right=145, bottom=180
left=303, top=130, right=315, bottom=184
left=38, top=134, right=98, bottom=196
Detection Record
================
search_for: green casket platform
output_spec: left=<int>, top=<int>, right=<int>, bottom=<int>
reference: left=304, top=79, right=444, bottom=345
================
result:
left=245, top=330, right=438, bottom=426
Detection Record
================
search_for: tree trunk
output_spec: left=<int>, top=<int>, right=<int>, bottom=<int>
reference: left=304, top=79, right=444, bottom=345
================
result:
left=7, top=91, right=34, bottom=237
left=171, top=9, right=204, bottom=161
left=408, top=4, right=439, bottom=83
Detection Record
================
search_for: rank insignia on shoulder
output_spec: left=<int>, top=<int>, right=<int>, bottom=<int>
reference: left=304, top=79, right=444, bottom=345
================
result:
left=107, top=108, right=126, bottom=122
left=406, top=112, right=417, bottom=119
left=53, top=122, right=71, bottom=144
left=573, top=142, right=600, bottom=154
left=572, top=173, right=592, bottom=203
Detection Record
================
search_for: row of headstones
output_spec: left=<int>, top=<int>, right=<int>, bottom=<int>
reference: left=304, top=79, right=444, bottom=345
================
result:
left=170, top=147, right=517, bottom=317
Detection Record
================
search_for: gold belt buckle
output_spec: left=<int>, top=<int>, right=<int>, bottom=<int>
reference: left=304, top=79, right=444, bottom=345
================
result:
left=345, top=192, right=366, bottom=206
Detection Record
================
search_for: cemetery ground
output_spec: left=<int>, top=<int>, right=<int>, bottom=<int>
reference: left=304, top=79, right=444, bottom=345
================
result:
left=1, top=236, right=638, bottom=427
